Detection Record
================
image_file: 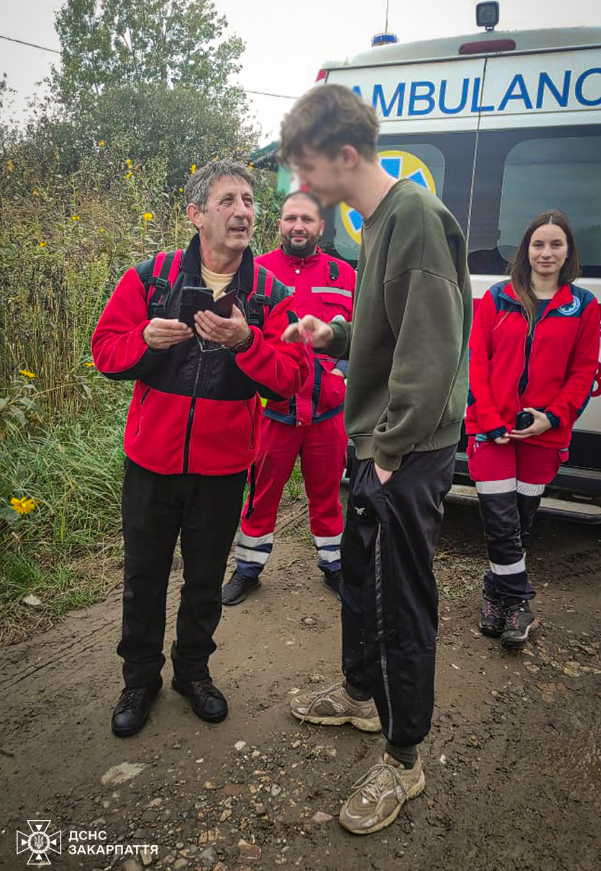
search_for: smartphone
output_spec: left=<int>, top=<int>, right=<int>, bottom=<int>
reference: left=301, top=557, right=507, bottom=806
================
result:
left=178, top=287, right=215, bottom=328
left=515, top=411, right=535, bottom=430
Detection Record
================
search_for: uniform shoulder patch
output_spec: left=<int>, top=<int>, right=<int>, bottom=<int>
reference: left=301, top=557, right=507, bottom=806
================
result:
left=557, top=297, right=581, bottom=316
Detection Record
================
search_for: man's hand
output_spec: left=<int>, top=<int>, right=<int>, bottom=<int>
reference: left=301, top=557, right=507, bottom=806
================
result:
left=331, top=368, right=345, bottom=377
left=143, top=318, right=193, bottom=350
left=507, top=408, right=552, bottom=440
left=374, top=463, right=393, bottom=485
left=494, top=435, right=510, bottom=444
left=194, top=305, right=251, bottom=348
left=282, top=315, right=334, bottom=349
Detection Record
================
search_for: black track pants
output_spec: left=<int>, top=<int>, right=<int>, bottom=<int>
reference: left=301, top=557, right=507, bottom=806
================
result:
left=341, top=448, right=456, bottom=746
left=118, top=459, right=246, bottom=687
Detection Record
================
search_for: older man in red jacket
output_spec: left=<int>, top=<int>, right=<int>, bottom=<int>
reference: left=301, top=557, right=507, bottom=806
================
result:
left=222, top=191, right=356, bottom=606
left=92, top=161, right=310, bottom=738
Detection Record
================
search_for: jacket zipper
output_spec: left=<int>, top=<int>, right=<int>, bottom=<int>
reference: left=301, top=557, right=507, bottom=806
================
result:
left=182, top=347, right=204, bottom=474
left=136, top=386, right=151, bottom=435
left=518, top=301, right=554, bottom=408
left=246, top=402, right=255, bottom=449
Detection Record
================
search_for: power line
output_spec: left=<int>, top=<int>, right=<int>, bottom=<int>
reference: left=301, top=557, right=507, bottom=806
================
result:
left=245, top=89, right=298, bottom=100
left=0, top=33, right=300, bottom=100
left=0, top=34, right=60, bottom=54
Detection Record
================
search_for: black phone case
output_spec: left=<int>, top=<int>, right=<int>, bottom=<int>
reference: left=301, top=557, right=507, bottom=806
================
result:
left=178, top=286, right=238, bottom=327
left=178, top=287, right=214, bottom=327
left=515, top=411, right=535, bottom=430
left=213, top=287, right=238, bottom=318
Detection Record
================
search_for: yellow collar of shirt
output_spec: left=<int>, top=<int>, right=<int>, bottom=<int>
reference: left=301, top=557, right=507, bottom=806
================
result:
left=201, top=265, right=235, bottom=300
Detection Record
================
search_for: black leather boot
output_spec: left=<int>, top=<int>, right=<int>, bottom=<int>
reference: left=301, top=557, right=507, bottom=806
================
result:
left=172, top=676, right=228, bottom=723
left=111, top=676, right=162, bottom=737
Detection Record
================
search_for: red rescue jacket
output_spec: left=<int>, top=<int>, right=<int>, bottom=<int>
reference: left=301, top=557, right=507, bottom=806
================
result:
left=467, top=281, right=600, bottom=449
left=255, top=247, right=356, bottom=426
left=92, top=237, right=310, bottom=475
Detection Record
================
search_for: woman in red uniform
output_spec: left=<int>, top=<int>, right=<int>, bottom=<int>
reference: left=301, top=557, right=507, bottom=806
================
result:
left=467, top=210, right=600, bottom=646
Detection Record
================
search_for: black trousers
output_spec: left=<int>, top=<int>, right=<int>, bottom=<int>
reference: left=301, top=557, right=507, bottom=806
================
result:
left=118, top=459, right=247, bottom=687
left=341, top=448, right=456, bottom=747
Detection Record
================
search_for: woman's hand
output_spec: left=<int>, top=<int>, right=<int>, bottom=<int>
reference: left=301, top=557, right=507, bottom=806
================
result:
left=507, top=407, right=552, bottom=440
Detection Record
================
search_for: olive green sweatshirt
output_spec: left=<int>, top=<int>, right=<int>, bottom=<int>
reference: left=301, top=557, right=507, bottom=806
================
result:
left=328, top=179, right=472, bottom=472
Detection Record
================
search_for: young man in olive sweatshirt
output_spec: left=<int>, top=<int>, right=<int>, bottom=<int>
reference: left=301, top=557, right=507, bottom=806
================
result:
left=280, top=84, right=472, bottom=835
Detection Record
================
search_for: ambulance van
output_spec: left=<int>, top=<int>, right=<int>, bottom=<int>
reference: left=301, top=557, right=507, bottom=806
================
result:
left=309, top=18, right=601, bottom=520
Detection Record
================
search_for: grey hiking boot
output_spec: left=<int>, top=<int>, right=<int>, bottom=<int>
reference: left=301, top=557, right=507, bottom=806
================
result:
left=222, top=570, right=260, bottom=606
left=290, top=681, right=381, bottom=732
left=339, top=751, right=426, bottom=835
left=501, top=600, right=539, bottom=646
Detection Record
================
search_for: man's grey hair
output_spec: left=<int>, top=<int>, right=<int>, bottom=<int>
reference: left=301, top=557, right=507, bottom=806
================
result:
left=184, top=159, right=255, bottom=211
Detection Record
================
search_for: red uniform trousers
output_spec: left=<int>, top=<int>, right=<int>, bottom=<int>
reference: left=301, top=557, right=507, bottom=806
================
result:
left=467, top=437, right=567, bottom=599
left=235, top=415, right=348, bottom=578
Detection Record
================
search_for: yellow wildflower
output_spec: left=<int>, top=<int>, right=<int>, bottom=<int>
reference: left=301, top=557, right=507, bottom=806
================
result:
left=143, top=211, right=153, bottom=221
left=178, top=187, right=183, bottom=192
left=7, top=159, right=14, bottom=172
left=71, top=215, right=80, bottom=221
left=98, top=140, right=105, bottom=146
left=85, top=361, right=95, bottom=368
left=98, top=228, right=106, bottom=233
left=10, top=497, right=37, bottom=516
left=125, top=158, right=132, bottom=168
left=19, top=369, right=36, bottom=378
left=39, top=241, right=46, bottom=248
left=125, top=172, right=132, bottom=179
left=190, top=163, right=196, bottom=174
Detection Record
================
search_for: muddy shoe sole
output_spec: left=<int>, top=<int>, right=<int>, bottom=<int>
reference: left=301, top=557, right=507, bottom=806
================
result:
left=290, top=708, right=381, bottom=732
left=479, top=620, right=504, bottom=638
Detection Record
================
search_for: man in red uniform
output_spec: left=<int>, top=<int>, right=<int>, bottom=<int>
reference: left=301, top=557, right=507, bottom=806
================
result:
left=222, top=191, right=356, bottom=605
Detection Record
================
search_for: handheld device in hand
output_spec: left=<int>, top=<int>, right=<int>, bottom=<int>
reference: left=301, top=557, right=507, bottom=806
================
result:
left=213, top=287, right=238, bottom=318
left=178, top=286, right=238, bottom=327
left=515, top=410, right=535, bottom=430
left=178, top=287, right=215, bottom=328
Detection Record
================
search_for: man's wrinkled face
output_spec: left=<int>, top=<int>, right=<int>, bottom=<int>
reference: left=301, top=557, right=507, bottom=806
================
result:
left=279, top=195, right=324, bottom=258
left=189, top=176, right=255, bottom=258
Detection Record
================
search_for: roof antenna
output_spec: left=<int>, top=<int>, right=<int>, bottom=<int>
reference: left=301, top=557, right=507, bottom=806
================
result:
left=372, top=0, right=398, bottom=46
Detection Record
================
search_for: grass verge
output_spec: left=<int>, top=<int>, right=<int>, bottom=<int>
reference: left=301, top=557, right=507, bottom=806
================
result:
left=0, top=396, right=128, bottom=645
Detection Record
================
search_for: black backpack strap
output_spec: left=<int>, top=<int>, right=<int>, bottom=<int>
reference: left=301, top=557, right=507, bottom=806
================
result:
left=135, top=250, right=178, bottom=319
left=247, top=268, right=292, bottom=329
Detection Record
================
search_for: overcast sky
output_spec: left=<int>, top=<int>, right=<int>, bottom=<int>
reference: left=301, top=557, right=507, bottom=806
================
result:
left=1, top=0, right=599, bottom=142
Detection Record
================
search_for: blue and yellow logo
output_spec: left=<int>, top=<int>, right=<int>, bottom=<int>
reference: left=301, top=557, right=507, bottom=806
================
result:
left=341, top=150, right=436, bottom=246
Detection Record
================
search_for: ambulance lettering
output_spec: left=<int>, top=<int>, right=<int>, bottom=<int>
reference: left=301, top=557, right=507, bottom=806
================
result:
left=353, top=67, right=601, bottom=117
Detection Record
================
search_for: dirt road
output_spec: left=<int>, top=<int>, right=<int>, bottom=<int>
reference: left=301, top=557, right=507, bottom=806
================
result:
left=1, top=499, right=600, bottom=871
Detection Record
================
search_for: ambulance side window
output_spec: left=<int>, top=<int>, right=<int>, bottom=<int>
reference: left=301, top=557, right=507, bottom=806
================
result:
left=469, top=128, right=601, bottom=278
left=498, top=135, right=601, bottom=278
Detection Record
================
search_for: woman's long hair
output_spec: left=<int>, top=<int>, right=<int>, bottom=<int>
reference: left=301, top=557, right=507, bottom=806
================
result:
left=510, top=209, right=580, bottom=330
